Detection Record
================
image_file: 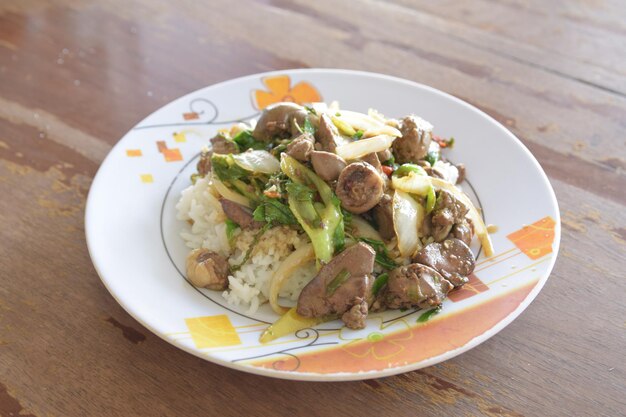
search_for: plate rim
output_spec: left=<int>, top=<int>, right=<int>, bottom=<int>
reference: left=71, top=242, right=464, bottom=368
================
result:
left=85, top=68, right=561, bottom=381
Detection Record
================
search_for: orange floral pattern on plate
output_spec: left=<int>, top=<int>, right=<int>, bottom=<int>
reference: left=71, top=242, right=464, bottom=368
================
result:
left=183, top=112, right=199, bottom=120
left=156, top=140, right=183, bottom=162
left=252, top=75, right=322, bottom=109
left=448, top=273, right=489, bottom=302
left=126, top=149, right=142, bottom=157
left=341, top=321, right=413, bottom=361
left=507, top=216, right=556, bottom=260
left=250, top=280, right=538, bottom=373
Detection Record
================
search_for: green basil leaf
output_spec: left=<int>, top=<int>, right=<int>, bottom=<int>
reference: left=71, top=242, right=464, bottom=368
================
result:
left=232, top=130, right=266, bottom=151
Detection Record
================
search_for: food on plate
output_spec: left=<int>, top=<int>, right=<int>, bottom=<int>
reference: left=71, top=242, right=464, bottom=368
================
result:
left=176, top=102, right=494, bottom=342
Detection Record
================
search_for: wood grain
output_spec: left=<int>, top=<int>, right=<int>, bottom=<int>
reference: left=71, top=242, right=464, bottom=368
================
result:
left=0, top=1, right=624, bottom=416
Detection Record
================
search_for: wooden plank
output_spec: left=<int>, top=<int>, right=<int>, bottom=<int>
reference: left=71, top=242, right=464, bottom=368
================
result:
left=389, top=0, right=626, bottom=95
left=0, top=0, right=624, bottom=416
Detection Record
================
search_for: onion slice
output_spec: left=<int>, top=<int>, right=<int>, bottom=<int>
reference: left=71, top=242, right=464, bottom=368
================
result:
left=269, top=243, right=315, bottom=315
left=212, top=177, right=252, bottom=208
left=350, top=215, right=383, bottom=241
left=391, top=172, right=432, bottom=196
left=335, top=110, right=401, bottom=137
left=392, top=190, right=423, bottom=258
left=232, top=150, right=280, bottom=174
left=335, top=134, right=395, bottom=160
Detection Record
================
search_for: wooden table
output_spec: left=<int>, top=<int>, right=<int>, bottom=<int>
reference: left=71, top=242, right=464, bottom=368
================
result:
left=1, top=1, right=624, bottom=416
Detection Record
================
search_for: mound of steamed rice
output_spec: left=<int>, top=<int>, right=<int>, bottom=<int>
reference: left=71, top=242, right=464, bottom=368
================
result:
left=176, top=177, right=317, bottom=313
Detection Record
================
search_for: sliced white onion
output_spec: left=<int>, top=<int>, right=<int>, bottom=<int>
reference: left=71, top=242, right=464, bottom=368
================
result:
left=393, top=190, right=423, bottom=258
left=432, top=160, right=459, bottom=184
left=212, top=177, right=252, bottom=208
left=335, top=134, right=395, bottom=160
left=269, top=243, right=315, bottom=315
left=232, top=150, right=280, bottom=174
left=429, top=178, right=494, bottom=257
left=391, top=172, right=432, bottom=196
left=334, top=110, right=401, bottom=137
left=367, top=108, right=387, bottom=124
left=362, top=125, right=403, bottom=138
left=310, top=102, right=328, bottom=114
left=350, top=215, right=383, bottom=241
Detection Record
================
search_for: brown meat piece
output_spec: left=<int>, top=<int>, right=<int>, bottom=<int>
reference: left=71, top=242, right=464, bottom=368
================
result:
left=211, top=135, right=238, bottom=154
left=196, top=149, right=212, bottom=177
left=430, top=168, right=446, bottom=180
left=297, top=243, right=375, bottom=329
left=455, top=163, right=466, bottom=184
left=286, top=133, right=314, bottom=161
left=372, top=193, right=395, bottom=240
left=185, top=249, right=230, bottom=290
left=412, top=238, right=475, bottom=287
left=431, top=190, right=469, bottom=242
left=310, top=150, right=347, bottom=182
left=377, top=149, right=393, bottom=164
left=380, top=263, right=453, bottom=310
left=315, top=114, right=340, bottom=152
left=361, top=152, right=390, bottom=189
left=336, top=162, right=384, bottom=214
left=341, top=297, right=369, bottom=330
left=196, top=135, right=239, bottom=176
left=451, top=219, right=473, bottom=246
left=361, top=152, right=382, bottom=172
left=219, top=199, right=263, bottom=229
left=392, top=116, right=433, bottom=163
left=253, top=102, right=308, bottom=141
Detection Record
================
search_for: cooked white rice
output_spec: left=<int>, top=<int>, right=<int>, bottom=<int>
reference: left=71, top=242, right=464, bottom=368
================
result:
left=176, top=177, right=316, bottom=313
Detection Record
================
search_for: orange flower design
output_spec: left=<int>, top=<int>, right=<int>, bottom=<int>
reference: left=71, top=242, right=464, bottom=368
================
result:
left=252, top=75, right=322, bottom=109
left=448, top=273, right=489, bottom=302
left=340, top=319, right=413, bottom=361
left=507, top=216, right=556, bottom=260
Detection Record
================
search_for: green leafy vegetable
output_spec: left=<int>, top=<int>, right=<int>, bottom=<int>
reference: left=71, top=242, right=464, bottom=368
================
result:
left=270, top=143, right=289, bottom=158
left=371, top=273, right=389, bottom=296
left=280, top=154, right=344, bottom=264
left=232, top=130, right=266, bottom=151
left=303, top=118, right=315, bottom=135
left=417, top=307, right=441, bottom=323
left=425, top=186, right=436, bottom=214
left=225, top=219, right=239, bottom=244
left=341, top=208, right=353, bottom=228
left=211, top=154, right=248, bottom=181
left=228, top=178, right=260, bottom=201
left=358, top=237, right=398, bottom=269
left=326, top=269, right=351, bottom=296
left=333, top=204, right=346, bottom=252
left=252, top=196, right=298, bottom=226
left=382, top=155, right=396, bottom=166
left=352, top=130, right=364, bottom=140
left=426, top=149, right=439, bottom=166
left=304, top=105, right=317, bottom=115
left=394, top=163, right=427, bottom=178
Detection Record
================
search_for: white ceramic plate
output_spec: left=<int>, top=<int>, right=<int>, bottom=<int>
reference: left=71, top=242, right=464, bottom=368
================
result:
left=86, top=69, right=560, bottom=381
